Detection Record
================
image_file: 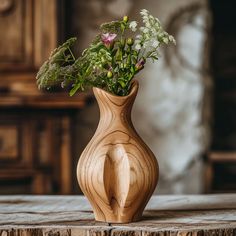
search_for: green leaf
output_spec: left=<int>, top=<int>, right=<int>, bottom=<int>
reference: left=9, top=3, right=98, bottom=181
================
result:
left=69, top=83, right=81, bottom=96
left=121, top=23, right=125, bottom=33
left=118, top=79, right=126, bottom=88
left=131, top=66, right=135, bottom=73
left=151, top=55, right=159, bottom=61
left=90, top=42, right=105, bottom=52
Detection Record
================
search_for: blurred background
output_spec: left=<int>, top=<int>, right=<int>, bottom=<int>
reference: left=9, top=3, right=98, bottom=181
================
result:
left=0, top=0, right=235, bottom=195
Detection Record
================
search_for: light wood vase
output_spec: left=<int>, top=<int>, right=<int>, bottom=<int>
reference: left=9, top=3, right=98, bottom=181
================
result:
left=77, top=81, right=159, bottom=223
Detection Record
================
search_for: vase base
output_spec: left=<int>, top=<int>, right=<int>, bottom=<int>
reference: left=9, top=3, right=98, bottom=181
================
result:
left=95, top=215, right=142, bottom=223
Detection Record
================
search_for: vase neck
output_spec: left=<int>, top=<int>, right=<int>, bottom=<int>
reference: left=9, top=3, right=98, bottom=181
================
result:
left=93, top=81, right=139, bottom=123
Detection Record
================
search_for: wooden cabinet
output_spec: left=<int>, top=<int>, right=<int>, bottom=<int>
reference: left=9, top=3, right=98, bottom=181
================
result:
left=0, top=0, right=88, bottom=194
left=0, top=108, right=86, bottom=194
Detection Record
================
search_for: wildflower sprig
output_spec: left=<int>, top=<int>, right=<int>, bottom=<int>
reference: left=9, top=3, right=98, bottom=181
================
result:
left=36, top=9, right=175, bottom=96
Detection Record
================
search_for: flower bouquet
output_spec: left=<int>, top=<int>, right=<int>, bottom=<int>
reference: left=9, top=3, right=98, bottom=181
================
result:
left=36, top=9, right=175, bottom=96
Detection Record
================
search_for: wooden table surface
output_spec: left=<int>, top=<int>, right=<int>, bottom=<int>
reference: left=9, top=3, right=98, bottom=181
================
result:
left=0, top=194, right=236, bottom=236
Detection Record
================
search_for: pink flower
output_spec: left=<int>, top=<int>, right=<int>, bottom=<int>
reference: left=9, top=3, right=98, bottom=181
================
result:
left=101, top=33, right=117, bottom=47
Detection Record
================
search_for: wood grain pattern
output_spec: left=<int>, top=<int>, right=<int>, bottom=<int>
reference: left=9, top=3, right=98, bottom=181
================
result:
left=0, top=0, right=33, bottom=70
left=0, top=125, right=18, bottom=159
left=0, top=0, right=58, bottom=70
left=77, top=81, right=159, bottom=223
left=34, top=0, right=57, bottom=67
left=0, top=195, right=236, bottom=235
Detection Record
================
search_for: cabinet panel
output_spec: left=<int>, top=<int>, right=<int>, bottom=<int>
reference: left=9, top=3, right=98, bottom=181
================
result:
left=34, top=0, right=57, bottom=67
left=0, top=0, right=33, bottom=70
left=0, top=125, right=19, bottom=160
left=0, top=118, right=26, bottom=164
left=0, top=110, right=75, bottom=194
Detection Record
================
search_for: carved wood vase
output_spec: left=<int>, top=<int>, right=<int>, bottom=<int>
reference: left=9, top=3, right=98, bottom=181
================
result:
left=77, top=81, right=159, bottom=223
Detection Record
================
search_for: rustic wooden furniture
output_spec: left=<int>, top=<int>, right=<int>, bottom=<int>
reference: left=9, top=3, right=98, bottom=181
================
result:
left=205, top=152, right=236, bottom=193
left=78, top=82, right=158, bottom=223
left=0, top=195, right=235, bottom=235
left=0, top=93, right=89, bottom=194
left=0, top=0, right=89, bottom=194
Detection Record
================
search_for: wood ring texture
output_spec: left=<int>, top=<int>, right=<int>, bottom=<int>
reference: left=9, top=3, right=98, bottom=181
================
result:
left=77, top=81, right=159, bottom=223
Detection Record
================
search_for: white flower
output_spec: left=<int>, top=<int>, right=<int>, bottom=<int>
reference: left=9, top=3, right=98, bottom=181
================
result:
left=149, top=15, right=155, bottom=21
left=155, top=17, right=161, bottom=25
left=140, top=26, right=145, bottom=32
left=129, top=21, right=137, bottom=32
left=145, top=22, right=151, bottom=28
left=158, top=32, right=164, bottom=38
left=143, top=41, right=149, bottom=49
left=146, top=34, right=151, bottom=40
left=169, top=35, right=176, bottom=44
left=135, top=43, right=141, bottom=50
left=163, top=37, right=169, bottom=44
left=142, top=15, right=149, bottom=23
left=151, top=39, right=159, bottom=48
left=142, top=27, right=149, bottom=34
left=136, top=34, right=142, bottom=39
left=151, top=28, right=158, bottom=35
left=140, top=9, right=149, bottom=16
left=135, top=8, right=175, bottom=53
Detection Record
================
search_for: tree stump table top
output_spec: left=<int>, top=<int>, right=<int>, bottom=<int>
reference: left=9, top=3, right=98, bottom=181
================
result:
left=0, top=194, right=236, bottom=236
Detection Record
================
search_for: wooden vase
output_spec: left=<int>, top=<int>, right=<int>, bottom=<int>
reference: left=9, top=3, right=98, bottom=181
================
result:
left=77, top=81, right=159, bottom=223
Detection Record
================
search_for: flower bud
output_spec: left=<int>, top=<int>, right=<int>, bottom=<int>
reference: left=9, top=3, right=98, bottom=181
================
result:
left=115, top=48, right=122, bottom=61
left=127, top=38, right=134, bottom=46
left=107, top=71, right=113, bottom=78
left=123, top=16, right=129, bottom=23
left=101, top=56, right=106, bottom=63
left=135, top=58, right=146, bottom=71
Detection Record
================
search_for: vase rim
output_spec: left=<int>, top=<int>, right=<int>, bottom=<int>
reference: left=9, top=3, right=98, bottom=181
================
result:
left=93, top=80, right=139, bottom=99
